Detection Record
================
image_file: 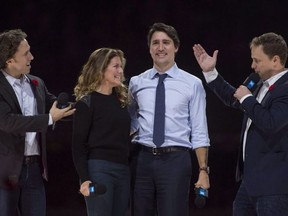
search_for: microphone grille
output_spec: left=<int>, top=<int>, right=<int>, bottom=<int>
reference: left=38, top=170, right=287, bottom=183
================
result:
left=57, top=92, right=69, bottom=107
left=248, top=73, right=260, bottom=82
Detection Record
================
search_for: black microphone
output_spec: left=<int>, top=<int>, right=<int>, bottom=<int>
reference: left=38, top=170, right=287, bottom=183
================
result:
left=52, top=92, right=70, bottom=130
left=56, top=92, right=69, bottom=109
left=233, top=73, right=260, bottom=106
left=194, top=187, right=208, bottom=208
left=242, top=73, right=260, bottom=92
left=89, top=183, right=107, bottom=196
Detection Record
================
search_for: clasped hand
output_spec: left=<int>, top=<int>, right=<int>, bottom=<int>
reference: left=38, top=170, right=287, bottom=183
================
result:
left=49, top=101, right=76, bottom=123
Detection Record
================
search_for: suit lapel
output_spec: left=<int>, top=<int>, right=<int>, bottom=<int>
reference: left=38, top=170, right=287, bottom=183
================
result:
left=253, top=82, right=263, bottom=98
left=261, top=91, right=270, bottom=105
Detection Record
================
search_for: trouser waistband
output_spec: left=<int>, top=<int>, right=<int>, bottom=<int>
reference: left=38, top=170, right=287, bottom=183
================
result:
left=135, top=144, right=190, bottom=155
left=23, top=155, right=40, bottom=165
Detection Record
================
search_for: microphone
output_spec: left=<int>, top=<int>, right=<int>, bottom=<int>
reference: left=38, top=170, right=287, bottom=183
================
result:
left=56, top=92, right=69, bottom=109
left=233, top=73, right=260, bottom=106
left=242, top=73, right=260, bottom=92
left=89, top=183, right=107, bottom=196
left=194, top=187, right=208, bottom=208
left=52, top=92, right=70, bottom=130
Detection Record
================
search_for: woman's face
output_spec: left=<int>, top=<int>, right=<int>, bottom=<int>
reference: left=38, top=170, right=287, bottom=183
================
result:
left=102, top=56, right=124, bottom=88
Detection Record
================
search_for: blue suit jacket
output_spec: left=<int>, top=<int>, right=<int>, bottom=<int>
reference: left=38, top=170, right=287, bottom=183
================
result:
left=0, top=72, right=56, bottom=189
left=207, top=72, right=288, bottom=196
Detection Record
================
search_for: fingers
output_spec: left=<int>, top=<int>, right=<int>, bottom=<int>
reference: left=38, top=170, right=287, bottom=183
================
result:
left=52, top=101, right=57, bottom=108
left=194, top=183, right=210, bottom=190
left=193, top=44, right=219, bottom=58
left=192, top=44, right=203, bottom=56
left=50, top=103, right=76, bottom=122
left=195, top=182, right=210, bottom=190
left=193, top=44, right=205, bottom=53
left=79, top=181, right=92, bottom=197
left=62, top=104, right=76, bottom=117
left=63, top=108, right=76, bottom=117
left=80, top=186, right=90, bottom=196
left=212, top=50, right=219, bottom=59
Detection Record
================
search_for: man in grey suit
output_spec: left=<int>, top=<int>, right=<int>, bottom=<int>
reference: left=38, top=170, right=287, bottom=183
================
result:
left=0, top=29, right=75, bottom=216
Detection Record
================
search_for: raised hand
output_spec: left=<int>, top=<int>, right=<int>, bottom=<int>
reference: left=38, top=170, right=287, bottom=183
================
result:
left=193, top=44, right=218, bottom=72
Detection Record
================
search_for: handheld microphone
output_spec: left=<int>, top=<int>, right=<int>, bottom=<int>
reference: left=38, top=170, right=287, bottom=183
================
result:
left=52, top=92, right=70, bottom=130
left=242, top=73, right=260, bottom=92
left=194, top=187, right=208, bottom=208
left=89, top=183, right=107, bottom=196
left=56, top=92, right=69, bottom=109
left=233, top=73, right=260, bottom=106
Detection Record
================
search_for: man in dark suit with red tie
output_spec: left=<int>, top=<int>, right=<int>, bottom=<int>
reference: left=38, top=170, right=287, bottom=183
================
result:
left=193, top=32, right=288, bottom=216
left=0, top=29, right=75, bottom=216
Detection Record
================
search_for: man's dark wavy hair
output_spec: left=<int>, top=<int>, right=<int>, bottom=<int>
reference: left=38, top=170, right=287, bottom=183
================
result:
left=0, top=29, right=27, bottom=69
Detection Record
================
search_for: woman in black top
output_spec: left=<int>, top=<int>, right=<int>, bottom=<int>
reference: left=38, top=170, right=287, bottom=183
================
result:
left=72, top=48, right=131, bottom=216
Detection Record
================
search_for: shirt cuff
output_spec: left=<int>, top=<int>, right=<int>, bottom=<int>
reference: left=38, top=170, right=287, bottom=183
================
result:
left=48, top=114, right=53, bottom=125
left=239, top=94, right=253, bottom=103
left=202, top=68, right=218, bottom=83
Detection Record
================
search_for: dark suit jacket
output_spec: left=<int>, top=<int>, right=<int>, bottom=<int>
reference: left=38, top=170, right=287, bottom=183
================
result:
left=0, top=72, right=56, bottom=189
left=207, top=72, right=288, bottom=196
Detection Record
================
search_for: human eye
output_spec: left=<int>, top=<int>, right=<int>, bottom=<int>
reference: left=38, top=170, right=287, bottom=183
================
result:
left=114, top=63, right=122, bottom=69
left=163, top=40, right=171, bottom=45
left=152, top=40, right=159, bottom=45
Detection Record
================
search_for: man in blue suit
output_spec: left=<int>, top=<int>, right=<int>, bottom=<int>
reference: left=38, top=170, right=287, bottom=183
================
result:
left=0, top=29, right=75, bottom=216
left=193, top=32, right=288, bottom=216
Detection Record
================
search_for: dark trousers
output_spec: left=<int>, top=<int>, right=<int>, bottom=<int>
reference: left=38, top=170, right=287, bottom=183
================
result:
left=131, top=150, right=192, bottom=216
left=85, top=159, right=130, bottom=216
left=233, top=181, right=288, bottom=216
left=0, top=162, right=46, bottom=216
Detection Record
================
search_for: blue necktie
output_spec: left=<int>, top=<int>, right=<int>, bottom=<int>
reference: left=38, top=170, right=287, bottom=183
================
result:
left=153, top=73, right=167, bottom=147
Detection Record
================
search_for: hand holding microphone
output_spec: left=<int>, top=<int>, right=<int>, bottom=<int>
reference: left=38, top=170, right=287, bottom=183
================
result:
left=233, top=73, right=260, bottom=105
left=194, top=187, right=208, bottom=208
left=241, top=73, right=261, bottom=92
left=79, top=180, right=107, bottom=197
left=194, top=166, right=210, bottom=208
left=50, top=92, right=76, bottom=126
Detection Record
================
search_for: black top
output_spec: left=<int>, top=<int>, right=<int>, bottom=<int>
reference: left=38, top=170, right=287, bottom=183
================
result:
left=72, top=91, right=131, bottom=182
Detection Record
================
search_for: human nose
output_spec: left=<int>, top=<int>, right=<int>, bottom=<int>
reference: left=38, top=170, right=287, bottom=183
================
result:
left=118, top=67, right=123, bottom=74
left=251, top=61, right=255, bottom=70
left=158, top=42, right=164, bottom=51
left=29, top=52, right=34, bottom=61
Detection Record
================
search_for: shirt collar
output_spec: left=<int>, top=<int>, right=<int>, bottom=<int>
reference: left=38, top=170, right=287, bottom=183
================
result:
left=264, top=69, right=288, bottom=88
left=149, top=63, right=179, bottom=79
left=1, top=70, right=30, bottom=86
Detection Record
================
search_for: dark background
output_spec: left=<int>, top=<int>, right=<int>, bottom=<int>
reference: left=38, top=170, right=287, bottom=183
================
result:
left=1, top=0, right=288, bottom=215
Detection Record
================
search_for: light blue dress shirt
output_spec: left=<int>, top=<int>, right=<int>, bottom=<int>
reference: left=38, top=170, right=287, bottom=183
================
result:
left=3, top=71, right=39, bottom=156
left=128, top=63, right=210, bottom=149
